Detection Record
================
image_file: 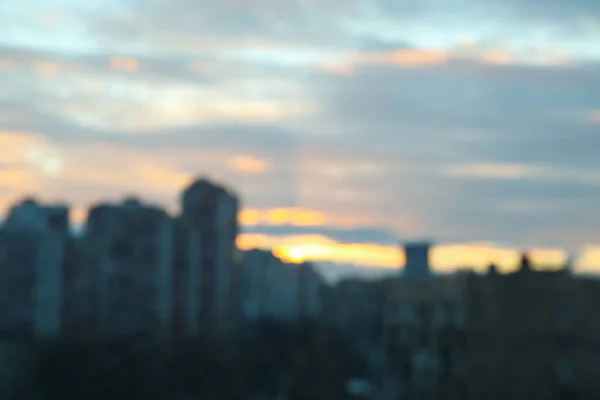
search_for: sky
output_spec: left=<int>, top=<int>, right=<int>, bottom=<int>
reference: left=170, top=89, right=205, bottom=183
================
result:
left=1, top=0, right=600, bottom=280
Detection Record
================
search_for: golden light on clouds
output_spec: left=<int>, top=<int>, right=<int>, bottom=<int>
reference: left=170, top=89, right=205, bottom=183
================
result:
left=34, top=61, right=60, bottom=78
left=315, top=61, right=355, bottom=76
left=591, top=110, right=600, bottom=124
left=266, top=208, right=289, bottom=225
left=109, top=57, right=140, bottom=72
left=430, top=244, right=566, bottom=273
left=356, top=49, right=449, bottom=67
left=69, top=208, right=88, bottom=224
left=575, top=246, right=600, bottom=272
left=0, top=168, right=38, bottom=189
left=478, top=51, right=513, bottom=65
left=332, top=46, right=572, bottom=74
left=443, top=163, right=541, bottom=180
left=131, top=161, right=192, bottom=192
left=237, top=233, right=402, bottom=267
left=227, top=156, right=268, bottom=174
left=239, top=207, right=326, bottom=226
left=236, top=233, right=584, bottom=273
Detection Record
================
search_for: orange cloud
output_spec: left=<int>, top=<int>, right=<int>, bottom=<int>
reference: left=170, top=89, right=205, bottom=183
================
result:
left=0, top=131, right=44, bottom=163
left=323, top=45, right=572, bottom=75
left=238, top=207, right=327, bottom=226
left=237, top=233, right=401, bottom=267
left=227, top=156, right=268, bottom=174
left=237, top=233, right=573, bottom=273
left=355, top=49, right=449, bottom=67
left=69, top=207, right=88, bottom=224
left=477, top=50, right=513, bottom=65
left=34, top=61, right=60, bottom=78
left=590, top=110, right=600, bottom=124
left=109, top=57, right=140, bottom=72
left=315, top=61, right=355, bottom=76
left=576, top=245, right=600, bottom=272
left=131, top=161, right=192, bottom=192
left=0, top=168, right=38, bottom=189
left=442, top=163, right=543, bottom=180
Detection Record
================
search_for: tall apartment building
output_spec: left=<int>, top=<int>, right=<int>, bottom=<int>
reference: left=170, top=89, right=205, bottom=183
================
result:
left=84, top=198, right=174, bottom=338
left=178, top=178, right=240, bottom=336
left=0, top=199, right=70, bottom=339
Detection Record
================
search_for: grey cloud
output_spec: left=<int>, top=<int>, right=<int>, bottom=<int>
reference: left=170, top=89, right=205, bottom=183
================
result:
left=307, top=59, right=600, bottom=167
left=85, top=0, right=357, bottom=54
left=0, top=97, right=302, bottom=153
left=409, top=174, right=600, bottom=247
left=242, top=225, right=400, bottom=245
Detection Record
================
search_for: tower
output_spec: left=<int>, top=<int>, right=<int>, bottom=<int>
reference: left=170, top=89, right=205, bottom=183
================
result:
left=402, top=241, right=432, bottom=279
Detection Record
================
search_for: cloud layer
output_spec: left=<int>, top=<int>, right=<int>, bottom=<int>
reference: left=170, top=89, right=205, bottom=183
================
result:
left=1, top=0, right=600, bottom=279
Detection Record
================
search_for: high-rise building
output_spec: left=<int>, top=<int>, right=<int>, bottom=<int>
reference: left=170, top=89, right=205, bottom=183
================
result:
left=0, top=199, right=69, bottom=339
left=403, top=241, right=432, bottom=279
left=179, top=178, right=239, bottom=335
left=84, top=198, right=174, bottom=338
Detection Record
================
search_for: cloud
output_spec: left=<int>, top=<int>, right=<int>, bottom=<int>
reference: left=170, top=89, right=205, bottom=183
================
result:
left=1, top=0, right=600, bottom=280
left=243, top=224, right=400, bottom=245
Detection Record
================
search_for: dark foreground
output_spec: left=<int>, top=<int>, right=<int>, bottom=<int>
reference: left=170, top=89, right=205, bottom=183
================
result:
left=1, top=319, right=369, bottom=400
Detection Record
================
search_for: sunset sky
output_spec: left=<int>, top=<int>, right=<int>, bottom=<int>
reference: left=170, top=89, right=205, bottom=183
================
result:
left=1, top=0, right=600, bottom=280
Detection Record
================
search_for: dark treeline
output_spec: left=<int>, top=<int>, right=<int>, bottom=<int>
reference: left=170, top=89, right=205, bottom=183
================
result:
left=27, top=319, right=368, bottom=400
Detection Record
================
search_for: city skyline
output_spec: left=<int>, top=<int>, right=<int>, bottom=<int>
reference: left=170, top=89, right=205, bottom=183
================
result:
left=0, top=183, right=584, bottom=281
left=1, top=0, right=600, bottom=278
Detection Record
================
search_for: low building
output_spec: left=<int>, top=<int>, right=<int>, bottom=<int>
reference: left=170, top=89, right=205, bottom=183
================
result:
left=242, top=250, right=325, bottom=323
left=382, top=254, right=600, bottom=400
left=465, top=256, right=600, bottom=400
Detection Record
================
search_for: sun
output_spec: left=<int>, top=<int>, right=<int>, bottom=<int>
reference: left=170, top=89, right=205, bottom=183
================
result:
left=286, top=247, right=305, bottom=263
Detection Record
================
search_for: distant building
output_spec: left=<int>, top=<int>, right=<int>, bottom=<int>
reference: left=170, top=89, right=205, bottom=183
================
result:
left=84, top=198, right=174, bottom=338
left=178, top=178, right=240, bottom=336
left=380, top=254, right=600, bottom=400
left=242, top=250, right=325, bottom=322
left=297, top=261, right=325, bottom=319
left=0, top=199, right=70, bottom=339
left=403, top=241, right=432, bottom=279
left=242, top=249, right=298, bottom=322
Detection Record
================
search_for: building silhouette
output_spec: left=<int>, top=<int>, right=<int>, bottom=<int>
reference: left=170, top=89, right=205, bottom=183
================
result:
left=0, top=199, right=69, bottom=339
left=83, top=198, right=174, bottom=338
left=0, top=177, right=328, bottom=342
left=178, top=178, right=240, bottom=336
left=403, top=241, right=432, bottom=279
